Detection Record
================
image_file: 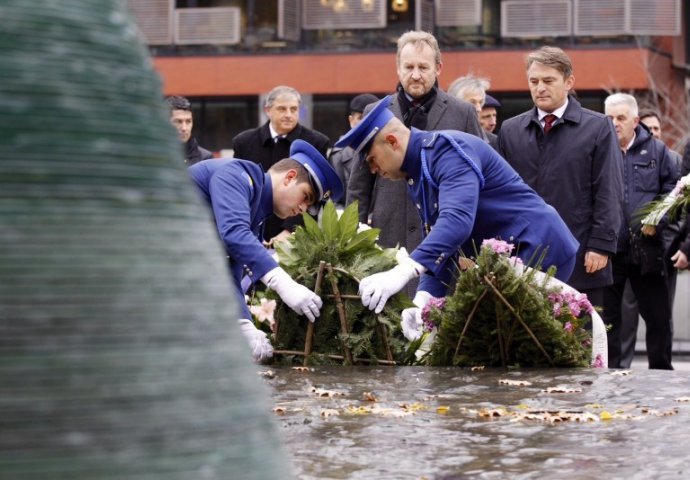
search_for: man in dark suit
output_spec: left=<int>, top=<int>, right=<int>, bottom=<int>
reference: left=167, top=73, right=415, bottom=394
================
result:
left=498, top=46, right=623, bottom=307
left=346, top=30, right=483, bottom=297
left=232, top=85, right=330, bottom=244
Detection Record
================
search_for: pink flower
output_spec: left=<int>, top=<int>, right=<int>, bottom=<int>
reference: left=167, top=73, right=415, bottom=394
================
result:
left=421, top=296, right=446, bottom=332
left=548, top=291, right=594, bottom=320
left=564, top=321, right=573, bottom=332
left=592, top=353, right=604, bottom=368
left=481, top=238, right=514, bottom=255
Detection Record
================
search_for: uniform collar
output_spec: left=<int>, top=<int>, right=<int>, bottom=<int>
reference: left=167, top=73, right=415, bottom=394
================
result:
left=401, top=128, right=425, bottom=179
left=259, top=172, right=274, bottom=220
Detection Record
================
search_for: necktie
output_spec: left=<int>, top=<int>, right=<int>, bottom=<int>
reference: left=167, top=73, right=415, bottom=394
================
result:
left=543, top=114, right=557, bottom=134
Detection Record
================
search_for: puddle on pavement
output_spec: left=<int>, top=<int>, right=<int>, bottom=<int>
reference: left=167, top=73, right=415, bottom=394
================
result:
left=264, top=366, right=690, bottom=479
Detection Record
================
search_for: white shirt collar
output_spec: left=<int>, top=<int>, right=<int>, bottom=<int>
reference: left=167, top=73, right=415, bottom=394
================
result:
left=538, top=97, right=569, bottom=122
left=268, top=123, right=285, bottom=140
left=623, top=131, right=636, bottom=153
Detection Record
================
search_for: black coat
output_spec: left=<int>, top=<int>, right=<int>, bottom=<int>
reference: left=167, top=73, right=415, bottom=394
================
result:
left=676, top=142, right=690, bottom=259
left=232, top=122, right=330, bottom=241
left=184, top=137, right=213, bottom=165
left=498, top=96, right=624, bottom=290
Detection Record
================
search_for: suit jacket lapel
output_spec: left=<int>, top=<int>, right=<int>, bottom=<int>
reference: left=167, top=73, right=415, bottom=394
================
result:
left=426, top=95, right=448, bottom=130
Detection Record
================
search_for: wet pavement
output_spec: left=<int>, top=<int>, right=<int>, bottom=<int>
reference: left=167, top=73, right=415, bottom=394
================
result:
left=264, top=366, right=690, bottom=479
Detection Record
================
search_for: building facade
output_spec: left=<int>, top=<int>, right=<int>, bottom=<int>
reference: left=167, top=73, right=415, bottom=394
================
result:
left=129, top=0, right=689, bottom=155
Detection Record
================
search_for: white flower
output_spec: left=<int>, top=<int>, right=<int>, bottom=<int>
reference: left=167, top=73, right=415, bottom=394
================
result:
left=249, top=298, right=277, bottom=330
left=357, top=222, right=372, bottom=233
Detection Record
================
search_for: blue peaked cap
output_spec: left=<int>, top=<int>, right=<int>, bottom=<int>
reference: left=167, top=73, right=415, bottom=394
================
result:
left=289, top=139, right=343, bottom=208
left=334, top=95, right=394, bottom=160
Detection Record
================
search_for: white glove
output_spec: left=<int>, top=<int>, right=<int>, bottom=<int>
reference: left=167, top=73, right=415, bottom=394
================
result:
left=238, top=319, right=274, bottom=362
left=401, top=291, right=433, bottom=341
left=261, top=267, right=322, bottom=322
left=359, top=260, right=426, bottom=313
left=401, top=308, right=423, bottom=341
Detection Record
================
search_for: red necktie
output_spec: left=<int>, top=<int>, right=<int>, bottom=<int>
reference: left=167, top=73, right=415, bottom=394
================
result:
left=543, top=114, right=557, bottom=134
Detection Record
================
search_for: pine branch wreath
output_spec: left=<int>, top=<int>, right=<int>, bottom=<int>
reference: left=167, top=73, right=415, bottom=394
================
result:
left=421, top=239, right=595, bottom=368
left=265, top=201, right=415, bottom=365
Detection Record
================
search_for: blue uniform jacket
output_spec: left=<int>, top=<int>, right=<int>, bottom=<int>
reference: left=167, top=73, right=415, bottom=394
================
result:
left=404, top=129, right=580, bottom=297
left=188, top=159, right=278, bottom=318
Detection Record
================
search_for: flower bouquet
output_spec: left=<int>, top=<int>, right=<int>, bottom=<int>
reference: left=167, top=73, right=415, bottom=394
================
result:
left=639, top=172, right=690, bottom=236
left=262, top=201, right=414, bottom=365
left=420, top=239, right=605, bottom=368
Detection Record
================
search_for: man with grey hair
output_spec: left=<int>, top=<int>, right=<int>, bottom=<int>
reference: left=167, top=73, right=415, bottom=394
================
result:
left=233, top=85, right=330, bottom=244
left=498, top=46, right=623, bottom=312
left=448, top=73, right=497, bottom=149
left=602, top=92, right=679, bottom=370
left=447, top=73, right=490, bottom=116
left=346, top=30, right=482, bottom=297
left=619, top=107, right=681, bottom=368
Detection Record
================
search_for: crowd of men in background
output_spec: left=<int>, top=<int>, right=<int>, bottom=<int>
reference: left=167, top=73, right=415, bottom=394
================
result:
left=168, top=30, right=690, bottom=370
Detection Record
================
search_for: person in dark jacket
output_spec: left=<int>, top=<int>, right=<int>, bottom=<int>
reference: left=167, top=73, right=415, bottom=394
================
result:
left=498, top=46, right=624, bottom=307
left=346, top=30, right=483, bottom=297
left=166, top=95, right=214, bottom=165
left=480, top=94, right=501, bottom=146
left=672, top=142, right=690, bottom=270
left=329, top=93, right=379, bottom=206
left=602, top=93, right=679, bottom=370
left=232, top=85, right=330, bottom=245
left=334, top=96, right=578, bottom=327
left=619, top=108, right=682, bottom=368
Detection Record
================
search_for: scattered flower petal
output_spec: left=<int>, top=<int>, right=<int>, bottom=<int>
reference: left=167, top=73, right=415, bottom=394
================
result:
left=320, top=409, right=340, bottom=418
left=499, top=379, right=532, bottom=386
left=310, top=387, right=345, bottom=398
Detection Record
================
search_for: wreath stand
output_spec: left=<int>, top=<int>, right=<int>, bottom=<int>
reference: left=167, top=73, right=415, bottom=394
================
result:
left=453, top=273, right=556, bottom=367
left=273, top=261, right=396, bottom=366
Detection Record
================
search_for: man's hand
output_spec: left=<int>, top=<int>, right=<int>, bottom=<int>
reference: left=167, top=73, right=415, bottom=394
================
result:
left=359, top=260, right=425, bottom=313
left=261, top=267, right=322, bottom=322
left=263, top=229, right=292, bottom=248
left=584, top=250, right=608, bottom=274
left=238, top=319, right=274, bottom=362
left=672, top=249, right=689, bottom=269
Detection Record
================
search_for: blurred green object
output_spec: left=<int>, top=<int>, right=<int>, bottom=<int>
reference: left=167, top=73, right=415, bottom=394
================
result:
left=0, top=1, right=293, bottom=478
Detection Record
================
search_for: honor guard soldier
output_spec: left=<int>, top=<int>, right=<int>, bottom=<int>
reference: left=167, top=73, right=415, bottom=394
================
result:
left=188, top=140, right=343, bottom=361
left=334, top=96, right=579, bottom=340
